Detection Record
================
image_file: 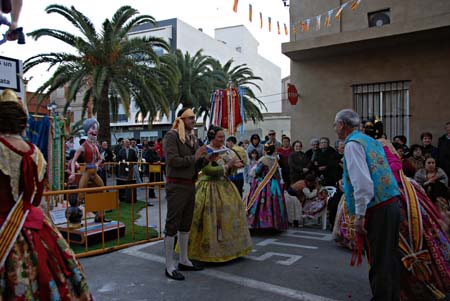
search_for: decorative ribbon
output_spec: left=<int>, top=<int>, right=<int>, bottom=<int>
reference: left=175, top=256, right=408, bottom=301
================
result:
left=246, top=159, right=279, bottom=211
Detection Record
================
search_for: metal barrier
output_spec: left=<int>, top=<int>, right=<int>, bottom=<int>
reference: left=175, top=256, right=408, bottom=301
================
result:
left=43, top=179, right=165, bottom=258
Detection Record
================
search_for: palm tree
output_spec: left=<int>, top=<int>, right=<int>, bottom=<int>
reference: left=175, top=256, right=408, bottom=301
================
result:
left=24, top=5, right=179, bottom=143
left=197, top=58, right=266, bottom=124
left=171, top=49, right=216, bottom=108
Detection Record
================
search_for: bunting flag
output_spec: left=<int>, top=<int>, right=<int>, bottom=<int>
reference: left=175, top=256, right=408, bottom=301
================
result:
left=293, top=26, right=298, bottom=34
left=351, top=0, right=362, bottom=11
left=284, top=23, right=288, bottom=35
left=325, top=10, right=333, bottom=27
left=249, top=4, right=252, bottom=22
left=335, top=2, right=348, bottom=20
left=277, top=21, right=280, bottom=34
left=315, top=15, right=321, bottom=31
left=232, top=0, right=239, bottom=13
left=301, top=19, right=311, bottom=32
left=268, top=17, right=272, bottom=32
left=260, top=12, right=263, bottom=28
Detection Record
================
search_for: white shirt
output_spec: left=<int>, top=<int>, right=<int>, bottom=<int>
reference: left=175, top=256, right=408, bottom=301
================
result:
left=344, top=141, right=374, bottom=216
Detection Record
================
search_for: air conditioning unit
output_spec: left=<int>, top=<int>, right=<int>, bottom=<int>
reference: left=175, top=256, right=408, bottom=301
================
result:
left=368, top=9, right=391, bottom=28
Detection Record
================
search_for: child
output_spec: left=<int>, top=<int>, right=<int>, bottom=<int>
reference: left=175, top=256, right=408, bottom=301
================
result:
left=247, top=149, right=259, bottom=184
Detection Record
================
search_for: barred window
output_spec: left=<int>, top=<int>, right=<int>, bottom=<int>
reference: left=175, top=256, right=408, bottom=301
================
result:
left=353, top=81, right=410, bottom=141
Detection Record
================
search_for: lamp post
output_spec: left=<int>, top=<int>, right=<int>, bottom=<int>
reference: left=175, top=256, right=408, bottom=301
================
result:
left=46, top=101, right=57, bottom=116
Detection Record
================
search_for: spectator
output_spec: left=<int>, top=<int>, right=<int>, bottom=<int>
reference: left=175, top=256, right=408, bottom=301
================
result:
left=226, top=136, right=248, bottom=197
left=113, top=137, right=124, bottom=159
left=277, top=136, right=293, bottom=189
left=288, top=140, right=307, bottom=184
left=267, top=129, right=281, bottom=147
left=98, top=140, right=113, bottom=185
left=155, top=137, right=164, bottom=161
left=65, top=136, right=75, bottom=160
left=117, top=139, right=138, bottom=179
left=316, top=137, right=340, bottom=186
left=247, top=133, right=263, bottom=158
left=393, top=135, right=409, bottom=157
left=247, top=149, right=259, bottom=184
left=415, top=156, right=448, bottom=190
left=142, top=141, right=160, bottom=203
left=305, top=138, right=320, bottom=176
left=420, top=131, right=438, bottom=159
left=406, top=144, right=424, bottom=175
left=438, top=121, right=450, bottom=178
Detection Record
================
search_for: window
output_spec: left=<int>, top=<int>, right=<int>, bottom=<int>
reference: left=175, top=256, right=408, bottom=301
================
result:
left=353, top=81, right=410, bottom=141
left=368, top=9, right=391, bottom=28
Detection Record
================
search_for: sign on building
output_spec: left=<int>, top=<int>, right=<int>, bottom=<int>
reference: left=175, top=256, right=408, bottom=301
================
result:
left=0, top=55, right=24, bottom=100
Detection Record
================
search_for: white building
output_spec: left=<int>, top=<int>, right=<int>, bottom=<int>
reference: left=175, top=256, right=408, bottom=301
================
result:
left=111, top=18, right=281, bottom=143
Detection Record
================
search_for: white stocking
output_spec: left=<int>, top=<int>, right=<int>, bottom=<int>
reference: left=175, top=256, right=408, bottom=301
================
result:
left=178, top=231, right=193, bottom=266
left=164, top=235, right=176, bottom=273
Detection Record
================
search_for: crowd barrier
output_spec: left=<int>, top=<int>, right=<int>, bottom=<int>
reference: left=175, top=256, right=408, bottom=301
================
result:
left=43, top=161, right=166, bottom=258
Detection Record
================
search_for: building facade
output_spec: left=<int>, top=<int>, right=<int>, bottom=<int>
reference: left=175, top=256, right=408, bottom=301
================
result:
left=282, top=0, right=450, bottom=145
left=108, top=18, right=282, bottom=144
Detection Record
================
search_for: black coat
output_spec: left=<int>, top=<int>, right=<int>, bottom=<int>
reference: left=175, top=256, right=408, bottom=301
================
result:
left=117, top=148, right=138, bottom=162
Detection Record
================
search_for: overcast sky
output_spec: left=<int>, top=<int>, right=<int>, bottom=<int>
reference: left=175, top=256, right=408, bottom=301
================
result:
left=1, top=0, right=290, bottom=91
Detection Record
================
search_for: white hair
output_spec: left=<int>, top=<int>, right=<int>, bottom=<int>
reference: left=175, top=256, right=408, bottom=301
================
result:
left=335, top=109, right=360, bottom=128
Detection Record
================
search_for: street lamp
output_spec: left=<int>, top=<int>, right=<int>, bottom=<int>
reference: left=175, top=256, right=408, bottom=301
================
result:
left=47, top=101, right=57, bottom=115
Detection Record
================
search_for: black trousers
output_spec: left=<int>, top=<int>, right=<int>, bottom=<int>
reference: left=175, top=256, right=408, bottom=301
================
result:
left=366, top=199, right=401, bottom=301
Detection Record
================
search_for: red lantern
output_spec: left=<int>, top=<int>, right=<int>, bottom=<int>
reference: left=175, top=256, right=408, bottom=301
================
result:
left=287, top=84, right=299, bottom=105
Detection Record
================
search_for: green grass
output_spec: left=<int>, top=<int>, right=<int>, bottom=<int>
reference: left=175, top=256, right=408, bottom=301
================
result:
left=69, top=201, right=160, bottom=254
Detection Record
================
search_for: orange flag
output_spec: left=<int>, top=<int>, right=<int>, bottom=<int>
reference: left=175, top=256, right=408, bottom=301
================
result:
left=232, top=0, right=238, bottom=13
left=249, top=4, right=252, bottom=22
left=351, top=0, right=361, bottom=10
left=284, top=23, right=288, bottom=35
left=268, top=17, right=272, bottom=32
left=260, top=12, right=263, bottom=28
left=335, top=2, right=348, bottom=20
left=277, top=21, right=280, bottom=35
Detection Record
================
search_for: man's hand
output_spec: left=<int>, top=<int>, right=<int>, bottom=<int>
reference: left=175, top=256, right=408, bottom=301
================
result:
left=354, top=215, right=367, bottom=235
left=195, top=145, right=207, bottom=160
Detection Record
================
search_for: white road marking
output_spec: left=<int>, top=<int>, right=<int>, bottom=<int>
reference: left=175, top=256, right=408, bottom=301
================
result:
left=282, top=230, right=333, bottom=241
left=257, top=238, right=318, bottom=249
left=120, top=243, right=336, bottom=301
left=245, top=251, right=303, bottom=265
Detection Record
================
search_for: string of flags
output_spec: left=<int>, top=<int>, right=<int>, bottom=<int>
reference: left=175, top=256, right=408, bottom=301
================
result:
left=232, top=0, right=289, bottom=36
left=291, top=0, right=362, bottom=36
left=232, top=0, right=363, bottom=37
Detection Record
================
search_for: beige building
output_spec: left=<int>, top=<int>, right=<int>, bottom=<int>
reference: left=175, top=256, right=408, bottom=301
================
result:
left=282, top=0, right=450, bottom=146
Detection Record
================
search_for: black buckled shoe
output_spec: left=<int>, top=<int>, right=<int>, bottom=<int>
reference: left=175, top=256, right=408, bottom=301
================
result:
left=165, top=269, right=185, bottom=280
left=178, top=263, right=204, bottom=271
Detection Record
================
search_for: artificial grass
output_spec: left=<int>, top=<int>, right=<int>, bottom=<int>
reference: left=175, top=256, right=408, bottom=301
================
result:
left=69, top=201, right=160, bottom=254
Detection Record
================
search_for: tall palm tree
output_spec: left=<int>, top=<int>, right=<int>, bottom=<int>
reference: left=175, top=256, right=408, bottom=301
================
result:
left=197, top=58, right=266, bottom=124
left=24, top=5, right=179, bottom=143
left=170, top=49, right=216, bottom=109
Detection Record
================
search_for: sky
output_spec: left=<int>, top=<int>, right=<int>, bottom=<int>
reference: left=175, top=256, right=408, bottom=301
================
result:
left=1, top=0, right=291, bottom=92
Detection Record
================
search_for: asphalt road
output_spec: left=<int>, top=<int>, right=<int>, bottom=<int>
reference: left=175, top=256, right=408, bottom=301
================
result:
left=80, top=226, right=372, bottom=301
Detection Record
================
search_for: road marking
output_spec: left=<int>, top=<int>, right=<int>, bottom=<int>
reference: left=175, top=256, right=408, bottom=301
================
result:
left=257, top=238, right=318, bottom=249
left=120, top=242, right=337, bottom=301
left=282, top=230, right=333, bottom=241
left=245, top=251, right=303, bottom=265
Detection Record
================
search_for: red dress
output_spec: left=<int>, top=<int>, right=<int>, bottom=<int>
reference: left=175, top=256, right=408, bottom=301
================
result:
left=0, top=138, right=92, bottom=301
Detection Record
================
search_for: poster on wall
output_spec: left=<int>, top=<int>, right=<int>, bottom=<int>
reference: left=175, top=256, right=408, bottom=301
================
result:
left=0, top=55, right=24, bottom=100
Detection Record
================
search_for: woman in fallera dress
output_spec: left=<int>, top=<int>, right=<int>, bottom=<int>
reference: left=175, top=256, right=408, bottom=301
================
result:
left=247, top=143, right=288, bottom=230
left=0, top=90, right=92, bottom=300
left=187, top=126, right=252, bottom=262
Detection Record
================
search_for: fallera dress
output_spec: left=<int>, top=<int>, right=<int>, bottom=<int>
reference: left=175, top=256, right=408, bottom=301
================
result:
left=0, top=138, right=92, bottom=301
left=246, top=155, right=288, bottom=230
left=187, top=147, right=253, bottom=262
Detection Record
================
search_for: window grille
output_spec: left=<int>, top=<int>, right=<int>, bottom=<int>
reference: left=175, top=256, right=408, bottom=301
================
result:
left=352, top=81, right=410, bottom=141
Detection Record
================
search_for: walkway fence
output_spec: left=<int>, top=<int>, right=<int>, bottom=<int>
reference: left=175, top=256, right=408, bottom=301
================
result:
left=42, top=162, right=165, bottom=258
